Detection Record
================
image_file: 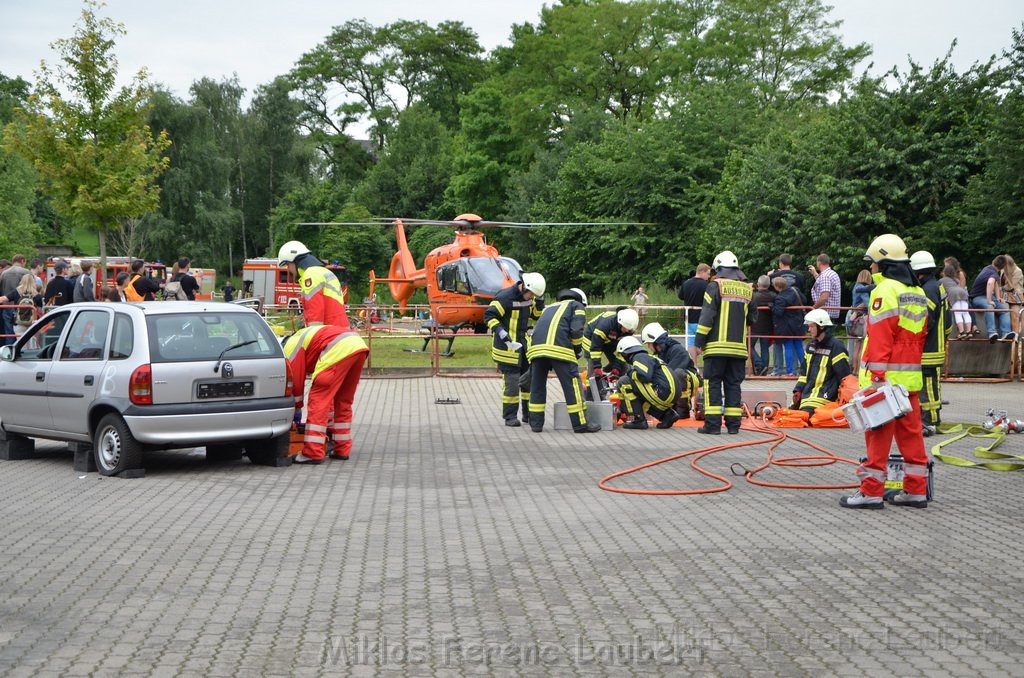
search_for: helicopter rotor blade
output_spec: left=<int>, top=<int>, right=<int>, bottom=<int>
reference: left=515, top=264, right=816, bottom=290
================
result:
left=474, top=221, right=656, bottom=228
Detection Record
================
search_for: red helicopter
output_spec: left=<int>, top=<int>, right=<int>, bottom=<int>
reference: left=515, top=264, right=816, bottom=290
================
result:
left=300, top=213, right=639, bottom=354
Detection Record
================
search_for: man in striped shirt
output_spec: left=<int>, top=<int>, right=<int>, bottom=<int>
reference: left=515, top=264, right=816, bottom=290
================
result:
left=808, top=253, right=841, bottom=323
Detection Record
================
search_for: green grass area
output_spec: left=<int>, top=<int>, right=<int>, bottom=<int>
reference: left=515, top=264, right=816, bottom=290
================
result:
left=70, top=225, right=99, bottom=256
left=363, top=334, right=495, bottom=368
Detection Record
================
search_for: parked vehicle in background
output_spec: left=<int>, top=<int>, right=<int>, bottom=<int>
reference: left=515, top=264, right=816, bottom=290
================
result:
left=0, top=302, right=294, bottom=475
left=242, top=257, right=349, bottom=308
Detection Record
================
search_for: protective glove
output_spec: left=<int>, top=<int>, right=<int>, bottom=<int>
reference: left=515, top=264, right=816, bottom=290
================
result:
left=593, top=367, right=605, bottom=378
left=507, top=340, right=523, bottom=352
left=496, top=329, right=511, bottom=344
left=609, top=368, right=621, bottom=377
left=293, top=410, right=303, bottom=425
left=791, top=391, right=802, bottom=408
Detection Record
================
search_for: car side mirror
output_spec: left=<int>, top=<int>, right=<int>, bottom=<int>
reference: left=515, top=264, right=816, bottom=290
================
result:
left=0, top=345, right=14, bottom=362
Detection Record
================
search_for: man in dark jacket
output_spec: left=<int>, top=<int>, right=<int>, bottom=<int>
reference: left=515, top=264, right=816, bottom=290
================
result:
left=751, top=275, right=776, bottom=376
left=792, top=309, right=851, bottom=415
left=526, top=288, right=600, bottom=434
left=679, top=263, right=711, bottom=362
left=44, top=262, right=72, bottom=306
left=641, top=322, right=701, bottom=419
left=911, top=250, right=951, bottom=435
left=616, top=336, right=682, bottom=429
left=771, top=277, right=805, bottom=376
left=695, top=251, right=757, bottom=434
left=484, top=272, right=545, bottom=426
left=582, top=307, right=639, bottom=400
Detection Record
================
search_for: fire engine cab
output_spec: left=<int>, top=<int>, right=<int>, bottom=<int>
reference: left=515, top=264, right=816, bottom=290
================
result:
left=242, top=258, right=349, bottom=308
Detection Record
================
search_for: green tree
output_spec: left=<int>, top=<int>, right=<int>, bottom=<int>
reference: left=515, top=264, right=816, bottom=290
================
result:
left=3, top=1, right=170, bottom=277
left=0, top=73, right=43, bottom=257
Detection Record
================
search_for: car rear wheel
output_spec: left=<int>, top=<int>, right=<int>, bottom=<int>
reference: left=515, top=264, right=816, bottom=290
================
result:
left=94, top=414, right=142, bottom=476
left=244, top=432, right=290, bottom=466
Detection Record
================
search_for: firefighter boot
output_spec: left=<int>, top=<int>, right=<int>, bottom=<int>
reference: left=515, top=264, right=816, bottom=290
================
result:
left=886, top=491, right=928, bottom=508
left=656, top=408, right=680, bottom=429
left=839, top=491, right=884, bottom=509
left=530, top=414, right=544, bottom=433
left=622, top=415, right=648, bottom=430
left=574, top=422, right=602, bottom=433
left=674, top=400, right=691, bottom=420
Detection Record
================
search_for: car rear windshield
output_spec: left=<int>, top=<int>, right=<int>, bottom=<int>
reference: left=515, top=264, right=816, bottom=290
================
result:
left=147, top=312, right=283, bottom=363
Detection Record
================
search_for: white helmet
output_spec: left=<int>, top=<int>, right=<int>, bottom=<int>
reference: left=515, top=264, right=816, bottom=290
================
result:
left=570, top=287, right=588, bottom=306
left=616, top=335, right=645, bottom=356
left=617, top=308, right=639, bottom=332
left=521, top=272, right=546, bottom=297
left=641, top=322, right=666, bottom=343
left=909, top=250, right=936, bottom=271
left=277, top=240, right=311, bottom=263
left=864, top=234, right=909, bottom=263
left=804, top=308, right=833, bottom=327
left=713, top=250, right=739, bottom=269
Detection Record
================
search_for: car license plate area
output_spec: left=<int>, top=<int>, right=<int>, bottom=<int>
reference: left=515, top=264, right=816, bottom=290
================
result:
left=197, top=380, right=254, bottom=399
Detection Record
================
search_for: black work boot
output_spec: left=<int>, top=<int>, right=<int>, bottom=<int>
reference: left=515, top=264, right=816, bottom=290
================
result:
left=529, top=415, right=544, bottom=433
left=622, top=415, right=648, bottom=430
left=505, top=418, right=521, bottom=427
left=574, top=422, right=602, bottom=433
left=656, top=408, right=680, bottom=429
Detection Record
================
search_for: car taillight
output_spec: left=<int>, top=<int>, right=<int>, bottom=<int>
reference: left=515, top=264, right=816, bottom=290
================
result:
left=129, top=364, right=153, bottom=405
left=285, top=366, right=294, bottom=396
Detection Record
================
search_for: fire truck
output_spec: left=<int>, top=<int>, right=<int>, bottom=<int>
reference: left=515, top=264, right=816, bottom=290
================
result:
left=241, top=258, right=349, bottom=307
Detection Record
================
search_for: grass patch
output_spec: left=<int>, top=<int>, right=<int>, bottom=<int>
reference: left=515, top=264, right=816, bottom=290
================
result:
left=70, top=225, right=100, bottom=256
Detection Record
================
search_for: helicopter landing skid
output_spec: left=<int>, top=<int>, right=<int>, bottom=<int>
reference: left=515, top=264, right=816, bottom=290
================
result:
left=404, top=332, right=457, bottom=357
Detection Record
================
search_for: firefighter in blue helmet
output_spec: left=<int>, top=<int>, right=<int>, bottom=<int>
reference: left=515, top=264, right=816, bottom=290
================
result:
left=526, top=288, right=601, bottom=433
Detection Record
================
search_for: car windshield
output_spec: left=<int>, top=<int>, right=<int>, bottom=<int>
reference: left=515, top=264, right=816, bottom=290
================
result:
left=148, top=313, right=283, bottom=363
left=464, top=257, right=518, bottom=296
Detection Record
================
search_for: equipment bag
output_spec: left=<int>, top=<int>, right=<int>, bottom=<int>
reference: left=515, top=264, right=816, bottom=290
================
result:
left=124, top=274, right=144, bottom=302
left=16, top=296, right=36, bottom=326
left=164, top=275, right=189, bottom=300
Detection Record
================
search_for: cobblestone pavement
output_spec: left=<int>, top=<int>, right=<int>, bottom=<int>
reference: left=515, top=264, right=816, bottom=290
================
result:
left=1, top=377, right=1023, bottom=677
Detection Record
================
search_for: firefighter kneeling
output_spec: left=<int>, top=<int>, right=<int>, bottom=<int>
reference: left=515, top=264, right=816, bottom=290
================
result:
left=641, top=322, right=701, bottom=419
left=283, top=324, right=369, bottom=465
left=616, top=336, right=682, bottom=430
left=791, top=309, right=851, bottom=416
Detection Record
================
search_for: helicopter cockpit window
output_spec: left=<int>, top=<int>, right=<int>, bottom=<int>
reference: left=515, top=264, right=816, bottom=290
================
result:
left=465, top=258, right=515, bottom=296
left=497, top=257, right=522, bottom=280
left=437, top=262, right=459, bottom=292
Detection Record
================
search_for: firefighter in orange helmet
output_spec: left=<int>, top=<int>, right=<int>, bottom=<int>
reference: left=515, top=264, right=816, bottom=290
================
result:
left=283, top=324, right=369, bottom=464
left=841, top=234, right=930, bottom=509
left=278, top=240, right=348, bottom=328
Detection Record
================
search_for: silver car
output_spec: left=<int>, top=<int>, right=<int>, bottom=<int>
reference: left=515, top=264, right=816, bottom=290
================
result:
left=0, top=302, right=294, bottom=475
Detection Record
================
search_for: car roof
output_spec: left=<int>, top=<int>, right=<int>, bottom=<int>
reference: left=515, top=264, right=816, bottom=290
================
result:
left=56, top=302, right=258, bottom=317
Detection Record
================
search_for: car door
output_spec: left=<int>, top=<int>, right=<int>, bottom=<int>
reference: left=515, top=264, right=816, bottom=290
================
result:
left=46, top=308, right=113, bottom=439
left=0, top=310, right=72, bottom=434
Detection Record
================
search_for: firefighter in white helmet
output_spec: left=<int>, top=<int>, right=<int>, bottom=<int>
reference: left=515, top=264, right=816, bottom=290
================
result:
left=910, top=250, right=951, bottom=436
left=694, top=250, right=757, bottom=434
left=616, top=336, right=682, bottom=429
left=791, top=309, right=852, bottom=416
left=277, top=240, right=348, bottom=328
left=581, top=306, right=639, bottom=399
left=484, top=272, right=547, bottom=426
left=526, top=288, right=600, bottom=433
left=641, top=322, right=701, bottom=419
left=841, top=234, right=930, bottom=509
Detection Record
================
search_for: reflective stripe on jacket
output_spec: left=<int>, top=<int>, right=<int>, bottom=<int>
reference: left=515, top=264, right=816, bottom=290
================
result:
left=921, top=276, right=951, bottom=366
left=795, top=334, right=851, bottom=405
left=858, top=272, right=927, bottom=391
left=526, top=300, right=587, bottom=364
left=695, top=272, right=756, bottom=358
left=298, top=265, right=349, bottom=328
left=283, top=325, right=368, bottom=408
left=581, top=311, right=624, bottom=370
left=484, top=284, right=541, bottom=366
left=627, top=352, right=680, bottom=408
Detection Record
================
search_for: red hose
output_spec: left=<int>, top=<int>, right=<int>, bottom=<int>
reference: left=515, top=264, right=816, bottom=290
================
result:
left=598, top=407, right=861, bottom=495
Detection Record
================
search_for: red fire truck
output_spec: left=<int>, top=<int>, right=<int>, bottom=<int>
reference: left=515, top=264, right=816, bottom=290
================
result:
left=241, top=258, right=349, bottom=307
left=45, top=257, right=216, bottom=300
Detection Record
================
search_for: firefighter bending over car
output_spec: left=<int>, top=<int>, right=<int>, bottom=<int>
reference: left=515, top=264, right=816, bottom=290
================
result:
left=841, top=234, right=930, bottom=509
left=616, top=336, right=682, bottom=429
left=484, top=272, right=546, bottom=427
left=641, top=322, right=701, bottom=419
left=283, top=324, right=369, bottom=465
left=278, top=240, right=347, bottom=326
left=791, top=309, right=851, bottom=415
left=694, top=251, right=757, bottom=435
left=527, top=288, right=601, bottom=434
left=582, top=307, right=639, bottom=400
left=911, top=250, right=951, bottom=437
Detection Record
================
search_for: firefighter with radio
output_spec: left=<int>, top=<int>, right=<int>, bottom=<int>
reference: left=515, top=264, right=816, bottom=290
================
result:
left=694, top=251, right=757, bottom=435
left=527, top=288, right=601, bottom=434
left=911, top=250, right=951, bottom=436
left=841, top=234, right=930, bottom=509
left=484, top=272, right=546, bottom=427
left=283, top=324, right=369, bottom=464
left=792, top=309, right=851, bottom=415
left=641, top=322, right=701, bottom=419
left=582, top=307, right=639, bottom=399
left=616, top=336, right=683, bottom=429
left=277, top=240, right=348, bottom=327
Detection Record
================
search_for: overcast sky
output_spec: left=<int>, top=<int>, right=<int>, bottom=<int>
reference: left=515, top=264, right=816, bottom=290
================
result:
left=2, top=0, right=1021, bottom=102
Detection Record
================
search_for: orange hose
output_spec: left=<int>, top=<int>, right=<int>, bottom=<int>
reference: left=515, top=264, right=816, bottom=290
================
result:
left=598, top=406, right=861, bottom=495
